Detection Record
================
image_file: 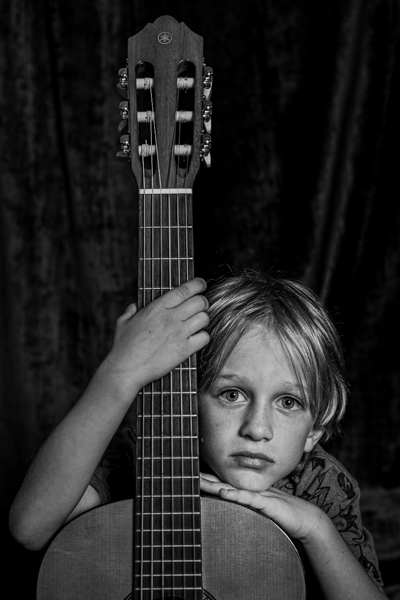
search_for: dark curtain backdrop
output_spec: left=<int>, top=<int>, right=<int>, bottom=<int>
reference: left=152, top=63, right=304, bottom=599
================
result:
left=1, top=0, right=400, bottom=597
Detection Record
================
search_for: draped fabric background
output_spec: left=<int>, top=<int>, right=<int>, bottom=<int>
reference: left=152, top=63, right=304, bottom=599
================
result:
left=1, top=0, right=400, bottom=597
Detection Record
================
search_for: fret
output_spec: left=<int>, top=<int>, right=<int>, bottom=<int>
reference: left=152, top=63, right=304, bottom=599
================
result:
left=137, top=462, right=198, bottom=479
left=139, top=369, right=197, bottom=395
left=140, top=516, right=201, bottom=529
left=141, top=227, right=193, bottom=258
left=136, top=588, right=201, bottom=593
left=139, top=482, right=200, bottom=496
left=139, top=437, right=198, bottom=455
left=137, top=585, right=200, bottom=592
left=136, top=496, right=200, bottom=513
left=135, top=586, right=201, bottom=592
left=135, top=570, right=201, bottom=579
left=135, top=571, right=202, bottom=582
left=137, top=454, right=198, bottom=461
left=141, top=511, right=201, bottom=515
left=140, top=558, right=201, bottom=563
left=137, top=435, right=198, bottom=439
left=139, top=494, right=199, bottom=498
left=139, top=195, right=193, bottom=228
left=141, top=528, right=201, bottom=533
left=134, top=572, right=202, bottom=581
left=138, top=530, right=202, bottom=545
left=137, top=367, right=197, bottom=370
left=137, top=475, right=199, bottom=480
left=137, top=418, right=198, bottom=438
left=140, top=225, right=194, bottom=230
left=138, top=544, right=201, bottom=562
left=139, top=262, right=194, bottom=295
left=139, top=392, right=197, bottom=398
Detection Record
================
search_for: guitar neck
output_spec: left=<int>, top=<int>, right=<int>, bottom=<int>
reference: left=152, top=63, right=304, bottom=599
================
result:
left=135, top=190, right=202, bottom=599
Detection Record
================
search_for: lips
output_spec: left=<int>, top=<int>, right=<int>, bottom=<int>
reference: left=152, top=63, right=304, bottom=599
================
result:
left=232, top=451, right=274, bottom=469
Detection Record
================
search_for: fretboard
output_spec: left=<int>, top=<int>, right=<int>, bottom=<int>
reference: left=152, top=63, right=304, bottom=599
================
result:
left=134, top=192, right=202, bottom=600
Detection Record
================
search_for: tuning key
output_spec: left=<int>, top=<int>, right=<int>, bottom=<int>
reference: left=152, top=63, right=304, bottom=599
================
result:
left=203, top=65, right=213, bottom=101
left=116, top=134, right=131, bottom=163
left=200, top=133, right=211, bottom=167
left=117, top=67, right=128, bottom=98
left=202, top=100, right=212, bottom=134
left=118, top=101, right=129, bottom=132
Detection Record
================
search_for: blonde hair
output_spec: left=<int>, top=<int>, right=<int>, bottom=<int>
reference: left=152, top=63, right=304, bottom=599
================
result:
left=197, top=270, right=347, bottom=441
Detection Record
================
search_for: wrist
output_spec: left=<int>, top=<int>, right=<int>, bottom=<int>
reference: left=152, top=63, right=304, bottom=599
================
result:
left=91, top=358, right=142, bottom=407
left=300, top=508, right=337, bottom=549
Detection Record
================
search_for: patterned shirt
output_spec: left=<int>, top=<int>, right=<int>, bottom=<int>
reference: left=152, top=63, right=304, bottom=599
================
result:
left=90, top=427, right=384, bottom=593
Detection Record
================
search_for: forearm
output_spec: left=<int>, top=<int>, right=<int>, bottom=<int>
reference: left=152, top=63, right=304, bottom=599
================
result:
left=303, top=515, right=386, bottom=600
left=9, top=361, right=138, bottom=551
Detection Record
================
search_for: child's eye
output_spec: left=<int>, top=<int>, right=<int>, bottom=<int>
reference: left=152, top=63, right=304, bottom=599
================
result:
left=277, top=396, right=302, bottom=410
left=220, top=389, right=245, bottom=403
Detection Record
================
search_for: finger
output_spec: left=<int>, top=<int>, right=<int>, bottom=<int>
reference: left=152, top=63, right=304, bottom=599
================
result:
left=184, top=311, right=210, bottom=336
left=200, top=473, right=222, bottom=483
left=200, top=475, right=234, bottom=495
left=178, top=295, right=209, bottom=321
left=158, top=278, right=207, bottom=309
left=187, top=330, right=210, bottom=353
left=219, top=488, right=272, bottom=512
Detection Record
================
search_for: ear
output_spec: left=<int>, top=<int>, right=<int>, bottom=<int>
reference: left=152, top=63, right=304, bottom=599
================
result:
left=304, top=427, right=324, bottom=453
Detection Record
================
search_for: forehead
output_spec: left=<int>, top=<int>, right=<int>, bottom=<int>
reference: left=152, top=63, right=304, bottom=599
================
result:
left=221, top=326, right=296, bottom=377
left=216, top=324, right=310, bottom=396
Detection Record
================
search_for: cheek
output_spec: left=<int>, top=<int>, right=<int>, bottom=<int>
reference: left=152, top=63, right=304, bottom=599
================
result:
left=198, top=399, right=231, bottom=448
left=198, top=400, right=218, bottom=442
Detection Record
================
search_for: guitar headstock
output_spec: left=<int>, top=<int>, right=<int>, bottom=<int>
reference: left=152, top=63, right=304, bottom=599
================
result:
left=116, top=16, right=213, bottom=192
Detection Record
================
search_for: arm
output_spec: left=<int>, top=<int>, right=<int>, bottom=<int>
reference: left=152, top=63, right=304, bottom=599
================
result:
left=200, top=476, right=387, bottom=600
left=9, top=278, right=209, bottom=551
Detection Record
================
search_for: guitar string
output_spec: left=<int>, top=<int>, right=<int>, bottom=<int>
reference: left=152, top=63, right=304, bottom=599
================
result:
left=175, top=88, right=184, bottom=596
left=149, top=84, right=158, bottom=598
left=140, top=151, right=146, bottom=600
left=181, top=106, right=193, bottom=591
left=170, top=82, right=180, bottom=594
left=186, top=170, right=196, bottom=595
left=177, top=79, right=197, bottom=596
left=176, top=79, right=196, bottom=596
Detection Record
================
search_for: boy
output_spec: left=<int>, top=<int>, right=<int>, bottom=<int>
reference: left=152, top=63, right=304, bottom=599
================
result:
left=9, top=271, right=386, bottom=599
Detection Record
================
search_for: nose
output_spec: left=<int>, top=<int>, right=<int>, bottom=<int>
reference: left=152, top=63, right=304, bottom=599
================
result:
left=239, top=400, right=274, bottom=441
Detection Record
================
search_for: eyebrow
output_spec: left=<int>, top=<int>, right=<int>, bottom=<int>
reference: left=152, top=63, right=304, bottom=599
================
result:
left=216, top=372, right=251, bottom=385
left=216, top=372, right=308, bottom=394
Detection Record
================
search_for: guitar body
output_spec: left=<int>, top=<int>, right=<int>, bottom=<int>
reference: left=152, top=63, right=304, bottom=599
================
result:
left=37, top=498, right=306, bottom=600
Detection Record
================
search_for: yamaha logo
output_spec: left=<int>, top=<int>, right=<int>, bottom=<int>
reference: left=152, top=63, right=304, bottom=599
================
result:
left=158, top=31, right=172, bottom=44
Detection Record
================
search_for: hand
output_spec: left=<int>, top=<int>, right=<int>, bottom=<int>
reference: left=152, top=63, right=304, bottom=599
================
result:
left=200, top=472, right=329, bottom=545
left=103, top=278, right=210, bottom=396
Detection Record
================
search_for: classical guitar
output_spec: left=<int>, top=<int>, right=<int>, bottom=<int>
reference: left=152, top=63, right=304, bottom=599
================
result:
left=37, top=16, right=306, bottom=600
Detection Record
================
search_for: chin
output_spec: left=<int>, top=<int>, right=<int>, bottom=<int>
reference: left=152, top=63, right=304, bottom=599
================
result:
left=226, top=469, right=273, bottom=492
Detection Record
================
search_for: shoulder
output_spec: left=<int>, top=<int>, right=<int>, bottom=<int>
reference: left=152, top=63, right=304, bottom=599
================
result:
left=295, top=445, right=359, bottom=511
left=274, top=444, right=359, bottom=513
left=275, top=446, right=384, bottom=589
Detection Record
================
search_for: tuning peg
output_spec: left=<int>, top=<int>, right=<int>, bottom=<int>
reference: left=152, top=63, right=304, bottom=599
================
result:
left=118, top=120, right=128, bottom=133
left=200, top=133, right=211, bottom=167
left=117, top=67, right=128, bottom=98
left=202, top=100, right=212, bottom=134
left=116, top=134, right=130, bottom=163
left=118, top=101, right=129, bottom=132
left=203, top=65, right=213, bottom=101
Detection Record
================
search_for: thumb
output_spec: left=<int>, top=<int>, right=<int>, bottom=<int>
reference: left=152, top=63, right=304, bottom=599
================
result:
left=120, top=303, right=138, bottom=320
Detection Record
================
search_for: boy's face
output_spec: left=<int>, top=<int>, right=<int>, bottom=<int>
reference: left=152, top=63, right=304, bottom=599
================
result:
left=199, top=325, right=323, bottom=492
